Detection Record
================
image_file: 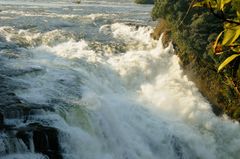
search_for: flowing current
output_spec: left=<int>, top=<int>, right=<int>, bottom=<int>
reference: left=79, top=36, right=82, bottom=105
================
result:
left=0, top=0, right=240, bottom=159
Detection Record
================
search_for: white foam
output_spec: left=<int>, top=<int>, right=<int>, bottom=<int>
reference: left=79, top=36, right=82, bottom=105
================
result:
left=84, top=13, right=117, bottom=21
left=110, top=23, right=156, bottom=49
left=0, top=27, right=78, bottom=46
left=1, top=1, right=239, bottom=157
left=99, top=24, right=111, bottom=34
left=9, top=36, right=240, bottom=159
left=111, top=23, right=152, bottom=43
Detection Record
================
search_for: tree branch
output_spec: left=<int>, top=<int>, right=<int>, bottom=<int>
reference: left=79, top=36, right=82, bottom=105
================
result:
left=208, top=2, right=240, bottom=25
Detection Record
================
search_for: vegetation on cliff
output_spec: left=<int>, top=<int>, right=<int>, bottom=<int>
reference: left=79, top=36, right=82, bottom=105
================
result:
left=73, top=0, right=81, bottom=4
left=134, top=0, right=154, bottom=4
left=151, top=0, right=240, bottom=120
left=193, top=0, right=240, bottom=72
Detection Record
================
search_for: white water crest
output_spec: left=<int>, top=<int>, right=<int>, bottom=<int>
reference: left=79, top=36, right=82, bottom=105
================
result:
left=84, top=13, right=117, bottom=21
left=111, top=23, right=153, bottom=43
left=110, top=23, right=155, bottom=50
left=0, top=26, right=80, bottom=47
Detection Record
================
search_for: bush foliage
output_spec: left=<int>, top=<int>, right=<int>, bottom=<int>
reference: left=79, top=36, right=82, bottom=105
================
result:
left=193, top=0, right=240, bottom=72
left=151, top=0, right=240, bottom=120
left=134, top=0, right=154, bottom=4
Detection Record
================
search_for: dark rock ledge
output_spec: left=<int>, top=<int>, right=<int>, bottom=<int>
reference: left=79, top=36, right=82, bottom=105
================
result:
left=0, top=67, right=62, bottom=159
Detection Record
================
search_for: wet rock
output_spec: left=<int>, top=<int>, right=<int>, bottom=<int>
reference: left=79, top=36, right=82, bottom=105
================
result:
left=0, top=93, right=21, bottom=104
left=32, top=125, right=62, bottom=159
left=171, top=136, right=183, bottom=159
left=89, top=41, right=127, bottom=54
left=0, top=112, right=4, bottom=125
left=0, top=65, right=62, bottom=158
left=16, top=123, right=62, bottom=159
left=16, top=130, right=31, bottom=149
left=0, top=50, right=21, bottom=59
left=2, top=66, right=45, bottom=77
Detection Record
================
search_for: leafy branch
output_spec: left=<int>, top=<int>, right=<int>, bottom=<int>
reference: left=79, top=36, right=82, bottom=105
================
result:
left=193, top=0, right=240, bottom=72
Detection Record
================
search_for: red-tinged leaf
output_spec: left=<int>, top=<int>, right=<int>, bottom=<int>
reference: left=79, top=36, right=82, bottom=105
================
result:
left=213, top=31, right=223, bottom=50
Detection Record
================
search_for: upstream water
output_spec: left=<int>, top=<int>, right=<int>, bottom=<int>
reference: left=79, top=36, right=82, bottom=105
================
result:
left=0, top=0, right=240, bottom=159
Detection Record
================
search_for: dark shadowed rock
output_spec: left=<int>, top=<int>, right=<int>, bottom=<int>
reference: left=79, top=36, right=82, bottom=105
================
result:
left=0, top=61, right=62, bottom=159
left=0, top=112, right=4, bottom=125
left=16, top=123, right=62, bottom=159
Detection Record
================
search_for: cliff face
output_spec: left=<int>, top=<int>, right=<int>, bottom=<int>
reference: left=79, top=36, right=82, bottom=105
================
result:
left=151, top=0, right=240, bottom=120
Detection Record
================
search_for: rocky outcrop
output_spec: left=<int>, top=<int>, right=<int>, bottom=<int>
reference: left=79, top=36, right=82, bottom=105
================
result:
left=16, top=123, right=62, bottom=159
left=151, top=0, right=240, bottom=120
left=0, top=50, right=62, bottom=158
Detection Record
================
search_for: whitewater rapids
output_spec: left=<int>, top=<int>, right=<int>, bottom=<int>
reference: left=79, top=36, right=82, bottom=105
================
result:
left=0, top=1, right=240, bottom=159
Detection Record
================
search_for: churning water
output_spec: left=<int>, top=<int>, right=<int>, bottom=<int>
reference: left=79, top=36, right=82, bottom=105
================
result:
left=0, top=0, right=240, bottom=159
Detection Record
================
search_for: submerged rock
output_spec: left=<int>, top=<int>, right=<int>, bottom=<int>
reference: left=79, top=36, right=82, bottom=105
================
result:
left=73, top=0, right=81, bottom=4
left=0, top=61, right=62, bottom=159
left=16, top=123, right=62, bottom=159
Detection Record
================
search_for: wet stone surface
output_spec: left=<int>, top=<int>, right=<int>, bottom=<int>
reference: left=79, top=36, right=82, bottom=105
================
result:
left=0, top=60, right=62, bottom=159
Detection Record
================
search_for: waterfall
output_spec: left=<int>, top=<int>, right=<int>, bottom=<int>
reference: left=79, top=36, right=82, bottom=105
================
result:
left=0, top=1, right=240, bottom=159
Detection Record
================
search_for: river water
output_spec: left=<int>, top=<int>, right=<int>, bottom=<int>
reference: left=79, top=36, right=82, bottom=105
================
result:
left=0, top=0, right=240, bottom=159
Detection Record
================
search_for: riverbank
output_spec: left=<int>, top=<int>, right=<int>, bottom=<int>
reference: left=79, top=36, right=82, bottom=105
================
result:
left=151, top=0, right=240, bottom=121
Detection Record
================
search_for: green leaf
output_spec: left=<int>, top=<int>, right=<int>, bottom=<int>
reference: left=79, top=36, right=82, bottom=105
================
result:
left=231, top=45, right=240, bottom=52
left=218, top=54, right=240, bottom=72
left=192, top=0, right=217, bottom=8
left=237, top=11, right=240, bottom=17
left=213, top=31, right=223, bottom=50
left=218, top=0, right=231, bottom=10
left=222, top=25, right=240, bottom=46
left=208, top=0, right=217, bottom=8
left=193, top=2, right=205, bottom=7
left=222, top=29, right=235, bottom=45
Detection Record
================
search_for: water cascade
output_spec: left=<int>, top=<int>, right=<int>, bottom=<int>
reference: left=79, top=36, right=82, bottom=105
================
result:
left=0, top=1, right=240, bottom=159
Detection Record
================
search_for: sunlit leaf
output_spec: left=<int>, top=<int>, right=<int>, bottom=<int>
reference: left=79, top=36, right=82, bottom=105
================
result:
left=208, top=0, right=217, bottom=8
left=222, top=25, right=240, bottom=46
left=222, top=29, right=236, bottom=45
left=193, top=2, right=206, bottom=7
left=230, top=45, right=240, bottom=52
left=192, top=0, right=240, bottom=72
left=218, top=0, right=231, bottom=10
left=237, top=11, right=240, bottom=17
left=218, top=54, right=240, bottom=72
left=213, top=31, right=223, bottom=50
